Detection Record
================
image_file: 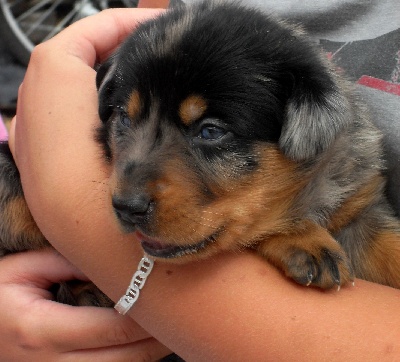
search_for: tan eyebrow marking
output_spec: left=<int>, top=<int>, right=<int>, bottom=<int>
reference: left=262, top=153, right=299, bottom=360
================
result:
left=179, top=95, right=208, bottom=126
left=127, top=90, right=141, bottom=120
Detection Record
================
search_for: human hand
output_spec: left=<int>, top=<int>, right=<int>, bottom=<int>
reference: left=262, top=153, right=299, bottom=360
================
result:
left=6, top=8, right=174, bottom=360
left=8, top=8, right=164, bottom=299
left=0, top=249, right=171, bottom=361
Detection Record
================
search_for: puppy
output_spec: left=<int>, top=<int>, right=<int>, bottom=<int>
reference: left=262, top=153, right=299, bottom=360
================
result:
left=0, top=1, right=399, bottom=307
left=96, top=0, right=400, bottom=290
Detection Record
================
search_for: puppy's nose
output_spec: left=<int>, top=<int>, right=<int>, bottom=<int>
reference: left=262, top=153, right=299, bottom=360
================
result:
left=112, top=193, right=151, bottom=226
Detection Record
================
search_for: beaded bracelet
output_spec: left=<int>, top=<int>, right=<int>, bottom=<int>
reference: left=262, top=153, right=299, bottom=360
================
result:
left=114, top=254, right=154, bottom=315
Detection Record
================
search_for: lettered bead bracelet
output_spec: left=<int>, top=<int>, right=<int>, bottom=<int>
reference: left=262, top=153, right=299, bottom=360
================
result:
left=114, top=254, right=154, bottom=315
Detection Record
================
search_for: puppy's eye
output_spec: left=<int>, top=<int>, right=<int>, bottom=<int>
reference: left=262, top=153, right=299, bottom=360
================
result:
left=199, top=125, right=227, bottom=140
left=119, top=112, right=131, bottom=127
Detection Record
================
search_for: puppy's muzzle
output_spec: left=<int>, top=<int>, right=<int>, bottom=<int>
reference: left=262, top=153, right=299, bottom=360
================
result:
left=112, top=193, right=152, bottom=230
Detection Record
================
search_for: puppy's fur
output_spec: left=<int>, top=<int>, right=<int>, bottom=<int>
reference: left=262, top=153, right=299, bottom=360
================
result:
left=1, top=1, right=399, bottom=306
left=96, top=1, right=400, bottom=289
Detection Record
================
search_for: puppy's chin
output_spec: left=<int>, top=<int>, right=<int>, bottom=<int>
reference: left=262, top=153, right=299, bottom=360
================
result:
left=134, top=230, right=223, bottom=261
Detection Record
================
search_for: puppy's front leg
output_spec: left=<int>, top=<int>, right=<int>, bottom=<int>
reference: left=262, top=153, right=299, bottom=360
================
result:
left=0, top=142, right=113, bottom=307
left=258, top=221, right=353, bottom=289
left=0, top=142, right=48, bottom=255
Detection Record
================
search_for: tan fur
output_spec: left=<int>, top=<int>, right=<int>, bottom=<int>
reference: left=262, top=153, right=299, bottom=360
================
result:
left=328, top=175, right=385, bottom=233
left=209, top=146, right=309, bottom=247
left=127, top=90, right=141, bottom=120
left=143, top=146, right=309, bottom=255
left=0, top=197, right=47, bottom=252
left=258, top=220, right=353, bottom=289
left=179, top=95, right=208, bottom=126
left=358, top=231, right=400, bottom=288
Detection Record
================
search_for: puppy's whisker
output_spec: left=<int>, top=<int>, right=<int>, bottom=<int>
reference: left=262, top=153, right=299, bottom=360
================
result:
left=196, top=215, right=219, bottom=224
left=201, top=210, right=224, bottom=217
left=182, top=218, right=217, bottom=230
left=179, top=213, right=220, bottom=230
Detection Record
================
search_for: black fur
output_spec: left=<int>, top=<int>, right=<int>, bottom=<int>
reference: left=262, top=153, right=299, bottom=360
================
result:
left=97, top=1, right=349, bottom=164
left=96, top=1, right=400, bottom=290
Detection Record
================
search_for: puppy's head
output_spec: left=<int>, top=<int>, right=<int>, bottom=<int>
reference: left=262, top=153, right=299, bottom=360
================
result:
left=96, top=1, right=350, bottom=260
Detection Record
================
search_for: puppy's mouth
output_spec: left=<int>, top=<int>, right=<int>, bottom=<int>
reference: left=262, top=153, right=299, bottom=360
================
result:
left=135, top=230, right=220, bottom=259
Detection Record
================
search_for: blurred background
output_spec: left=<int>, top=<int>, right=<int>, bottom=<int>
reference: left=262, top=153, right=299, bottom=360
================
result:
left=0, top=0, right=173, bottom=127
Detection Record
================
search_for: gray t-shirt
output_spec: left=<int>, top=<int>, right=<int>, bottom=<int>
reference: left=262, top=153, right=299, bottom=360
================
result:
left=175, top=0, right=400, bottom=213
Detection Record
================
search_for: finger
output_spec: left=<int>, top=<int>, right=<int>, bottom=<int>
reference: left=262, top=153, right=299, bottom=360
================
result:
left=8, top=115, right=16, bottom=156
left=0, top=249, right=89, bottom=288
left=65, top=338, right=172, bottom=362
left=47, top=8, right=164, bottom=66
left=27, top=303, right=154, bottom=352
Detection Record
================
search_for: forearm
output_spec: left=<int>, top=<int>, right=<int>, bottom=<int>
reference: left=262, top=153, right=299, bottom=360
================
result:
left=140, top=255, right=400, bottom=361
left=20, top=173, right=400, bottom=360
left=36, top=229, right=400, bottom=360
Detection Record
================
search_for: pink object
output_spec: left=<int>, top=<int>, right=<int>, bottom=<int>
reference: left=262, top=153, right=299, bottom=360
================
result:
left=0, top=113, right=8, bottom=141
left=357, top=75, right=400, bottom=96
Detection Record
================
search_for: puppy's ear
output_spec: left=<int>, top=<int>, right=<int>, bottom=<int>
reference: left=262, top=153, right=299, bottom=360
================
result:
left=279, top=61, right=351, bottom=162
left=96, top=55, right=117, bottom=123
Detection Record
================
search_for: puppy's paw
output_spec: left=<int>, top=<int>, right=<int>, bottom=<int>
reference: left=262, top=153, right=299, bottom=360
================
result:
left=285, top=247, right=353, bottom=289
left=258, top=221, right=354, bottom=290
left=56, top=281, right=114, bottom=307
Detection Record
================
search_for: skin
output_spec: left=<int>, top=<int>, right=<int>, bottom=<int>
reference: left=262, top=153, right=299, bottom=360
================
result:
left=0, top=249, right=171, bottom=361
left=0, top=8, right=170, bottom=362
left=7, top=8, right=400, bottom=361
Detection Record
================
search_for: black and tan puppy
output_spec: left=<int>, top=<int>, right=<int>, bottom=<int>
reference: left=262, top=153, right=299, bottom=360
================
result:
left=96, top=0, right=400, bottom=290
left=1, top=1, right=400, bottom=307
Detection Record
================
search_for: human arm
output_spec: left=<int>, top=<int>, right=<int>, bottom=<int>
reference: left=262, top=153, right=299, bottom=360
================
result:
left=10, top=8, right=400, bottom=360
